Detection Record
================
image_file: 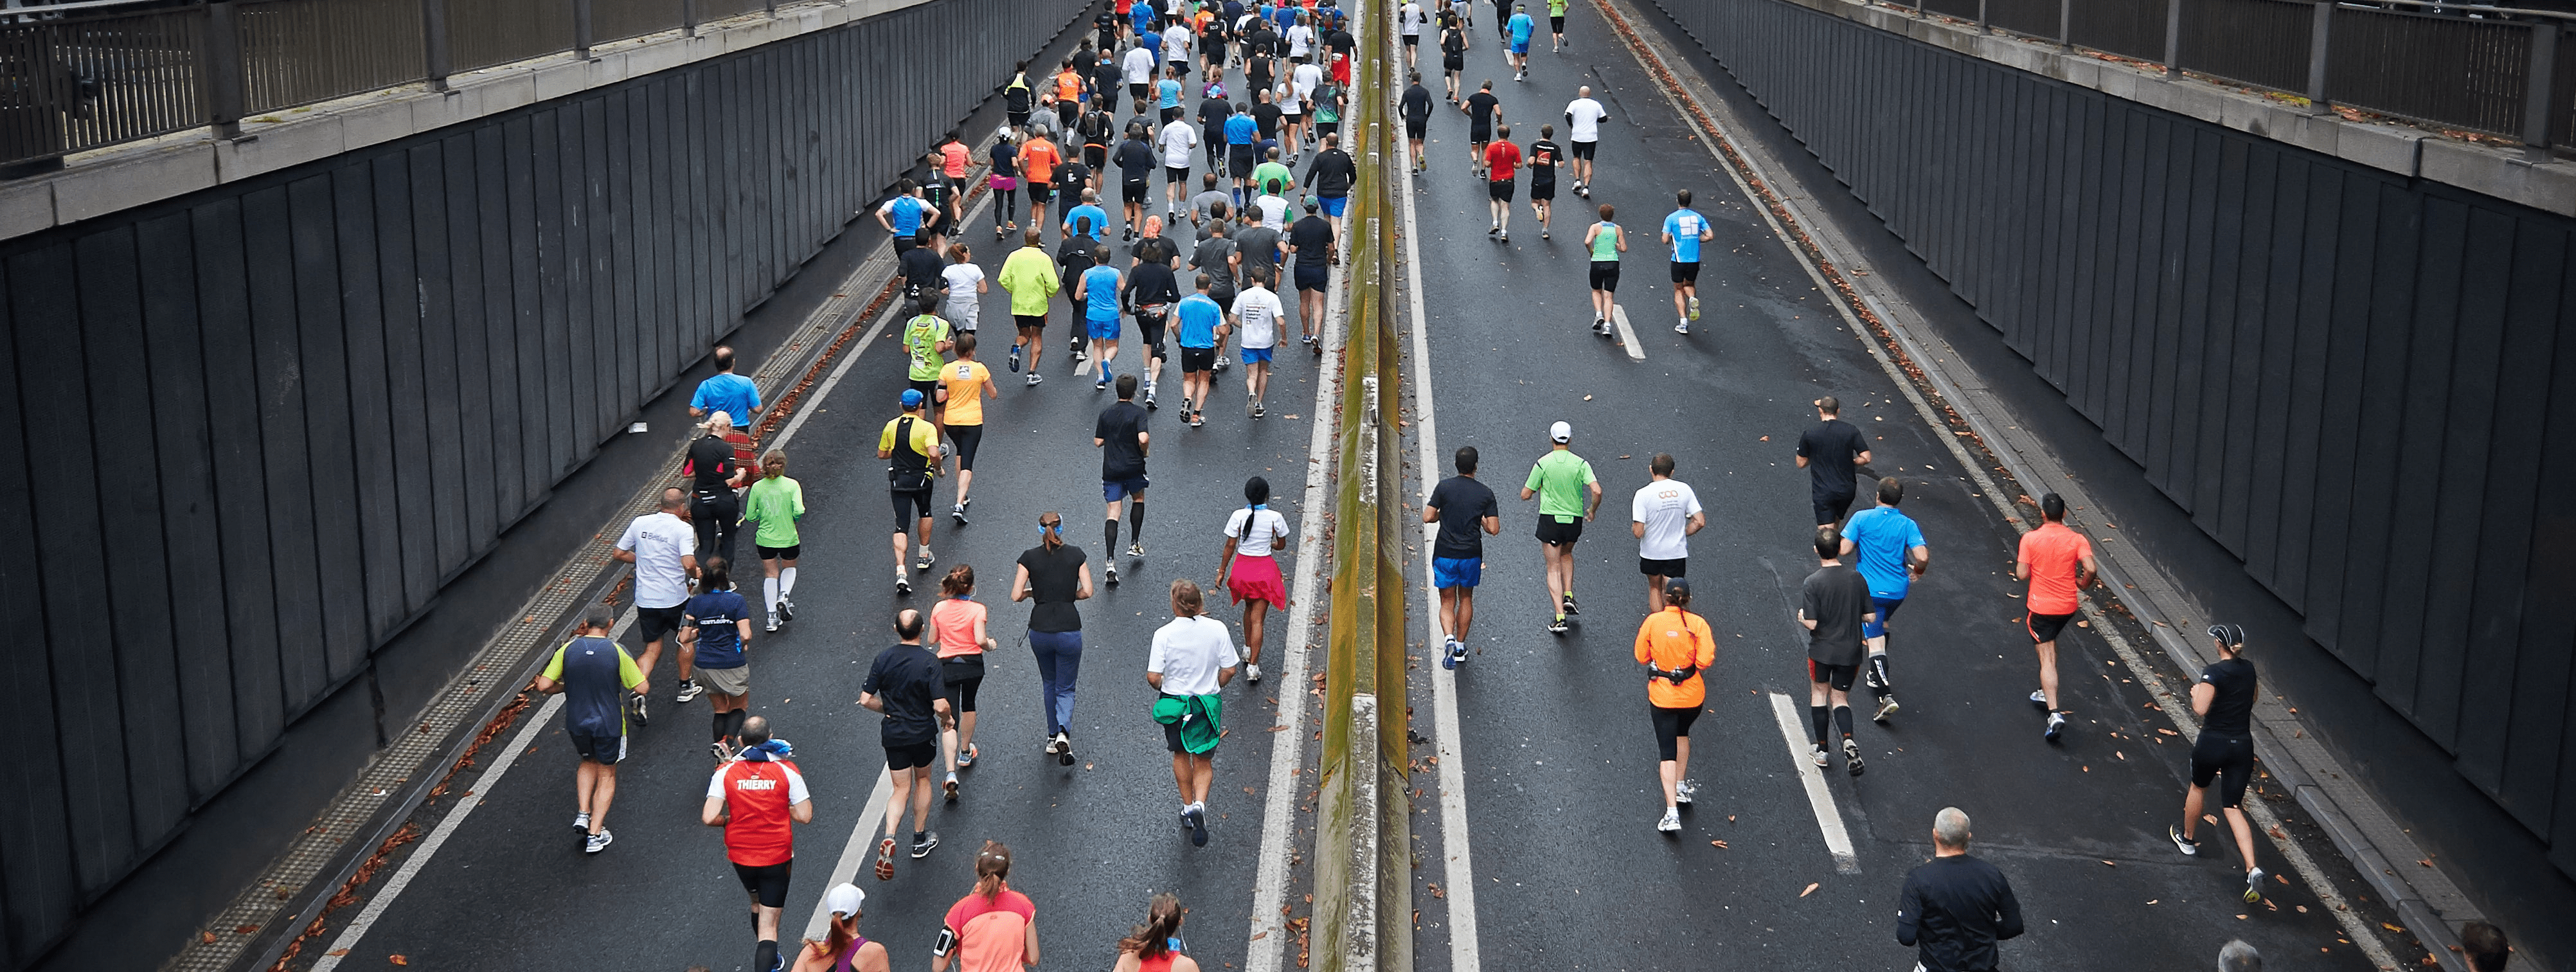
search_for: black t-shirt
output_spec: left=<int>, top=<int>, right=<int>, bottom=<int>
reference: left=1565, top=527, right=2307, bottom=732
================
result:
left=1005, top=76, right=1033, bottom=114
left=1427, top=474, right=1499, bottom=560
left=1125, top=260, right=1181, bottom=307
left=1096, top=401, right=1149, bottom=480
left=2197, top=657, right=2257, bottom=737
left=1307, top=149, right=1355, bottom=197
left=1080, top=111, right=1116, bottom=150
left=1055, top=160, right=1092, bottom=196
left=1131, top=234, right=1183, bottom=269
left=1095, top=12, right=1120, bottom=44
left=1095, top=59, right=1123, bottom=100
left=1115, top=138, right=1158, bottom=182
left=1528, top=140, right=1561, bottom=184
left=1289, top=215, right=1334, bottom=266
left=1017, top=543, right=1087, bottom=633
left=1465, top=91, right=1498, bottom=134
left=1440, top=27, right=1465, bottom=56
left=862, top=642, right=944, bottom=747
left=1248, top=25, right=1280, bottom=56
left=687, top=434, right=735, bottom=489
left=1801, top=563, right=1871, bottom=667
left=899, top=246, right=946, bottom=298
left=1247, top=52, right=1276, bottom=89
left=1251, top=102, right=1283, bottom=140
left=1200, top=97, right=1232, bottom=136
left=1401, top=84, right=1434, bottom=122
left=1796, top=419, right=1869, bottom=499
left=1327, top=27, right=1355, bottom=57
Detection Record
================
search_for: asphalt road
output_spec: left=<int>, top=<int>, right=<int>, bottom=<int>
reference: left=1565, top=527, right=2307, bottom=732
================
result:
left=1393, top=1, right=2388, bottom=969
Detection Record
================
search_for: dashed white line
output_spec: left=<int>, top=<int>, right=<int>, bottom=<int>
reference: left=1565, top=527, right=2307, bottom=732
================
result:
left=1609, top=305, right=1645, bottom=361
left=1767, top=691, right=1861, bottom=875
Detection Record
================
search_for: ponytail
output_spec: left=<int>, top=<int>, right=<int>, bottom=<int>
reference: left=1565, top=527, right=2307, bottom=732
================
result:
left=807, top=913, right=859, bottom=964
left=972, top=841, right=1012, bottom=901
left=1117, top=894, right=1186, bottom=959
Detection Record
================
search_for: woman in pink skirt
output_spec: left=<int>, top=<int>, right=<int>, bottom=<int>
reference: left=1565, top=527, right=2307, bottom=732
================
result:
left=1216, top=476, right=1291, bottom=685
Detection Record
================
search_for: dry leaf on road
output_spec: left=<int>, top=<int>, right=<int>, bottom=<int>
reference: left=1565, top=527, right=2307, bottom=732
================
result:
left=1800, top=883, right=1819, bottom=897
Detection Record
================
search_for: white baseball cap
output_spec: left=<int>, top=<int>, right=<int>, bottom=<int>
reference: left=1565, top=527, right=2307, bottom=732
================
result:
left=825, top=883, right=865, bottom=916
left=1549, top=420, right=1572, bottom=444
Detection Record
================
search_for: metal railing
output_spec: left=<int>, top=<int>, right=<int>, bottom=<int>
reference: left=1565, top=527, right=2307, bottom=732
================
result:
left=0, top=0, right=794, bottom=172
left=1868, top=0, right=2576, bottom=156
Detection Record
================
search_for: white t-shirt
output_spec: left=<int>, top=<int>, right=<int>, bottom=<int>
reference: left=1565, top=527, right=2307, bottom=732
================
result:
left=1285, top=24, right=1314, bottom=58
left=1163, top=24, right=1193, bottom=60
left=941, top=264, right=985, bottom=323
left=1400, top=2, right=1427, bottom=35
left=1123, top=46, right=1158, bottom=85
left=1159, top=120, right=1199, bottom=168
left=1564, top=97, right=1609, bottom=143
left=705, top=760, right=810, bottom=803
left=1253, top=194, right=1290, bottom=230
left=617, top=511, right=696, bottom=608
left=1149, top=616, right=1240, bottom=696
left=1231, top=286, right=1285, bottom=348
left=1225, top=506, right=1292, bottom=557
left=1292, top=62, right=1324, bottom=104
left=1631, top=478, right=1704, bottom=561
left=1276, top=83, right=1303, bottom=117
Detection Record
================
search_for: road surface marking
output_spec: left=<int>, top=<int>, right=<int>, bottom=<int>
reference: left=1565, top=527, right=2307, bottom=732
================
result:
left=800, top=770, right=897, bottom=940
left=1610, top=305, right=1645, bottom=361
left=1399, top=102, right=1485, bottom=972
left=1767, top=691, right=1861, bottom=875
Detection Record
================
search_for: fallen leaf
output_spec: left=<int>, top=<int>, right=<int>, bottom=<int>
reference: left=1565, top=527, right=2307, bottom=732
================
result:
left=1582, top=394, right=1593, bottom=401
left=233, top=924, right=259, bottom=934
left=200, top=932, right=217, bottom=944
left=1760, top=435, right=1770, bottom=441
left=391, top=957, right=410, bottom=966
left=2383, top=923, right=2408, bottom=934
left=2276, top=874, right=2289, bottom=885
left=2157, top=728, right=2179, bottom=736
left=2101, top=860, right=2116, bottom=867
left=2145, top=899, right=2158, bottom=905
left=328, top=950, right=350, bottom=957
left=1428, top=883, right=1445, bottom=899
left=1710, top=840, right=1730, bottom=849
left=1251, top=932, right=1269, bottom=941
left=1800, top=883, right=1819, bottom=897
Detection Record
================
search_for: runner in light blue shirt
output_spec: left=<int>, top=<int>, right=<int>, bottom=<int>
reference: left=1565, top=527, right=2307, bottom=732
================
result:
left=1838, top=475, right=1929, bottom=724
left=1174, top=281, right=1226, bottom=425
left=1659, top=188, right=1713, bottom=334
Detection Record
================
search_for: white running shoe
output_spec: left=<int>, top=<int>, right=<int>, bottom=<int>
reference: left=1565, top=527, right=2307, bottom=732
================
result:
left=1655, top=808, right=1681, bottom=833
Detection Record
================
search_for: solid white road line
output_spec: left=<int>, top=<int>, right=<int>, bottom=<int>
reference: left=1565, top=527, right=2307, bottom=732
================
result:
left=800, top=770, right=898, bottom=940
left=1767, top=692, right=1861, bottom=875
left=1242, top=252, right=1348, bottom=972
left=1398, top=104, right=1485, bottom=972
left=1609, top=305, right=1645, bottom=362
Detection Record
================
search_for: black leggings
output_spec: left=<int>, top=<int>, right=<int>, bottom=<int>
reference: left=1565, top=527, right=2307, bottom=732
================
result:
left=994, top=186, right=1020, bottom=229
left=692, top=489, right=739, bottom=568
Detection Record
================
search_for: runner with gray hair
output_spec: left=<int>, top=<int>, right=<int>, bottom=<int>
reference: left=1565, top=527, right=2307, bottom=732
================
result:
left=1895, top=807, right=2024, bottom=972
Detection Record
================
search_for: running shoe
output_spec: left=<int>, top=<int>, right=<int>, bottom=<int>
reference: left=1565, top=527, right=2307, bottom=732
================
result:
left=1811, top=744, right=1829, bottom=768
left=1656, top=807, right=1681, bottom=833
left=2169, top=824, right=2199, bottom=857
left=1043, top=734, right=1062, bottom=755
left=912, top=832, right=940, bottom=858
left=1547, top=615, right=1569, bottom=634
left=1097, top=377, right=1111, bottom=392
left=1489, top=222, right=1499, bottom=235
left=1129, top=542, right=1146, bottom=557
left=1541, top=228, right=1550, bottom=240
left=953, top=503, right=969, bottom=526
left=1027, top=372, right=1044, bottom=386
left=2044, top=711, right=2067, bottom=742
left=956, top=743, right=978, bottom=769
left=584, top=829, right=614, bottom=854
left=1008, top=343, right=1023, bottom=372
left=776, top=595, right=794, bottom=621
left=917, top=548, right=935, bottom=572
left=1687, top=295, right=1701, bottom=321
left=1057, top=731, right=1075, bottom=766
left=1674, top=321, right=1689, bottom=335
left=765, top=612, right=780, bottom=633
left=1185, top=804, right=1209, bottom=847
left=1253, top=399, right=1267, bottom=417
left=573, top=811, right=591, bottom=831
left=875, top=838, right=897, bottom=880
left=2243, top=867, right=2267, bottom=903
left=1514, top=70, right=1525, bottom=81
left=1191, top=411, right=1205, bottom=428
left=1561, top=591, right=1579, bottom=615
left=1593, top=317, right=1607, bottom=336
left=1498, top=232, right=1508, bottom=243
left=1246, top=663, right=1263, bottom=683
left=2028, top=688, right=2049, bottom=710
left=1442, top=638, right=1463, bottom=670
left=1843, top=737, right=1866, bottom=777
left=711, top=740, right=734, bottom=761
left=1105, top=562, right=1120, bottom=586
left=629, top=692, right=650, bottom=727
left=1071, top=336, right=1087, bottom=357
left=675, top=679, right=704, bottom=703
left=1145, top=382, right=1158, bottom=409
left=895, top=573, right=913, bottom=596
left=1675, top=779, right=1697, bottom=806
left=944, top=773, right=960, bottom=803
left=1873, top=696, right=1900, bottom=723
left=1215, top=354, right=1231, bottom=372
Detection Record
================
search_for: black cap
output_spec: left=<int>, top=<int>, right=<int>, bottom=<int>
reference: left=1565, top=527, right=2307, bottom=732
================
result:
left=1663, top=577, right=1690, bottom=602
left=2207, top=623, right=2246, bottom=649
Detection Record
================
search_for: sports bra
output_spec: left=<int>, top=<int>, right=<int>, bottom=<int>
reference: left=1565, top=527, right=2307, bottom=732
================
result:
left=834, top=935, right=872, bottom=972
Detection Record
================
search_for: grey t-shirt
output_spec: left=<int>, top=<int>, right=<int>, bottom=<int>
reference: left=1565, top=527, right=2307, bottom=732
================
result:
left=1191, top=235, right=1239, bottom=300
left=1191, top=189, right=1234, bottom=226
left=1800, top=563, right=1872, bottom=667
left=1233, top=224, right=1284, bottom=287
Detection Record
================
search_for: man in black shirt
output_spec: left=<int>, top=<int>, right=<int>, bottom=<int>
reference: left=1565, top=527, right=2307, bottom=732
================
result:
left=1462, top=82, right=1501, bottom=176
left=1305, top=131, right=1356, bottom=246
left=1251, top=88, right=1284, bottom=145
left=1095, top=10, right=1120, bottom=51
left=898, top=235, right=947, bottom=307
left=1424, top=446, right=1501, bottom=668
left=2172, top=623, right=2269, bottom=902
left=1795, top=395, right=1872, bottom=525
left=1287, top=201, right=1335, bottom=350
left=1113, top=123, right=1159, bottom=240
left=687, top=413, right=746, bottom=569
left=1123, top=243, right=1182, bottom=410
left=1094, top=374, right=1152, bottom=582
left=860, top=608, right=953, bottom=878
left=1400, top=70, right=1435, bottom=172
left=1896, top=807, right=2025, bottom=972
left=1799, top=524, right=1874, bottom=777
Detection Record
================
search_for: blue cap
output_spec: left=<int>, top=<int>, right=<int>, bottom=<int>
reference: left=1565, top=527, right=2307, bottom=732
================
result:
left=901, top=388, right=926, bottom=409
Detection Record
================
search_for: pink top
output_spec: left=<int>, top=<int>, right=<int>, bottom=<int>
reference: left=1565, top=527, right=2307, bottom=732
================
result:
left=931, top=598, right=988, bottom=659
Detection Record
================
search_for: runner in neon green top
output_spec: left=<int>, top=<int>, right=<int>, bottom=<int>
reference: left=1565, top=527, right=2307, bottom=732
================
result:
left=1520, top=420, right=1602, bottom=633
left=1584, top=203, right=1627, bottom=337
left=902, top=300, right=954, bottom=433
left=1547, top=0, right=1570, bottom=51
left=740, top=451, right=807, bottom=632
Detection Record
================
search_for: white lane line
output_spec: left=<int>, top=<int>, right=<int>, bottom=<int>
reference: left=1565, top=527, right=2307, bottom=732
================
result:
left=1242, top=254, right=1347, bottom=972
left=800, top=770, right=897, bottom=940
left=1766, top=692, right=1861, bottom=875
left=1398, top=94, right=1484, bottom=972
left=1609, top=305, right=1645, bottom=362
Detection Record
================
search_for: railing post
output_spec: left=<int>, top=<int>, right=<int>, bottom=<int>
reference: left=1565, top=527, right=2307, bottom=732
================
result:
left=683, top=0, right=699, bottom=36
left=421, top=0, right=451, bottom=91
left=202, top=0, right=245, bottom=138
left=573, top=0, right=594, bottom=58
left=2522, top=22, right=2559, bottom=159
left=2058, top=0, right=2073, bottom=48
left=765, top=0, right=778, bottom=15
left=1977, top=0, right=1988, bottom=32
left=2303, top=0, right=2331, bottom=114
left=2162, top=0, right=2181, bottom=77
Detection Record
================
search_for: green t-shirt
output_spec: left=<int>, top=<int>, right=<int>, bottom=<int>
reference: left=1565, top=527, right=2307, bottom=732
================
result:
left=741, top=475, right=805, bottom=548
left=904, top=314, right=951, bottom=381
left=1251, top=161, right=1294, bottom=198
left=1589, top=222, right=1620, bottom=262
left=1548, top=0, right=1569, bottom=15
left=1524, top=449, right=1597, bottom=520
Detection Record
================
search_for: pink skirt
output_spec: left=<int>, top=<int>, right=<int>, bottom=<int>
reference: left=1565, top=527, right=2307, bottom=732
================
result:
left=1228, top=554, right=1287, bottom=606
left=989, top=175, right=1020, bottom=191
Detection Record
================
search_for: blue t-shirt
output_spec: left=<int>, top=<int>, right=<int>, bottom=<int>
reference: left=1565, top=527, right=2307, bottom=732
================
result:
left=1140, top=30, right=1163, bottom=60
left=1083, top=264, right=1123, bottom=320
left=1226, top=113, right=1257, bottom=145
left=551, top=635, right=631, bottom=737
left=686, top=590, right=750, bottom=669
left=690, top=372, right=760, bottom=425
left=1509, top=13, right=1535, bottom=42
left=1663, top=208, right=1709, bottom=262
left=1273, top=5, right=1296, bottom=32
left=1843, top=505, right=1926, bottom=599
left=1158, top=77, right=1183, bottom=109
left=1133, top=5, right=1156, bottom=32
left=1176, top=293, right=1224, bottom=347
left=1066, top=204, right=1111, bottom=240
left=884, top=195, right=929, bottom=236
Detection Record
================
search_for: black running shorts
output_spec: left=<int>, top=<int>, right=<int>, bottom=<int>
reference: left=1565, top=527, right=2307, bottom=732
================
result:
left=1650, top=705, right=1700, bottom=761
left=1807, top=660, right=1859, bottom=692
left=756, top=543, right=802, bottom=561
left=885, top=741, right=938, bottom=771
left=2190, top=732, right=2256, bottom=808
left=1669, top=259, right=1701, bottom=284
left=1589, top=261, right=1620, bottom=292
left=2026, top=610, right=2077, bottom=644
left=1570, top=140, right=1597, bottom=160
left=1488, top=178, right=1516, bottom=202
left=1534, top=514, right=1584, bottom=546
left=733, top=861, right=793, bottom=908
left=948, top=424, right=983, bottom=471
left=891, top=487, right=935, bottom=528
left=638, top=604, right=686, bottom=643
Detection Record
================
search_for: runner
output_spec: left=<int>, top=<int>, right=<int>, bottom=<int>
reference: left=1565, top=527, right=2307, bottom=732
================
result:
left=1019, top=129, right=1064, bottom=242
left=1520, top=420, right=1600, bottom=634
left=1174, top=273, right=1228, bottom=427
left=1401, top=70, right=1435, bottom=173
left=1563, top=86, right=1608, bottom=196
left=922, top=150, right=960, bottom=244
left=1794, top=395, right=1871, bottom=525
left=1013, top=512, right=1093, bottom=764
left=1189, top=174, right=1232, bottom=230
left=1425, top=446, right=1501, bottom=669
left=1188, top=210, right=1239, bottom=374
left=1839, top=476, right=1928, bottom=723
left=1438, top=12, right=1470, bottom=103
left=533, top=606, right=642, bottom=854
left=1583, top=204, right=1625, bottom=336
left=1149, top=579, right=1239, bottom=847
left=939, top=334, right=998, bottom=525
left=1156, top=64, right=1188, bottom=129
left=1305, top=132, right=1355, bottom=250
left=1400, top=0, right=1428, bottom=66
left=1660, top=188, right=1712, bottom=334
left=1158, top=112, right=1199, bottom=221
left=701, top=714, right=810, bottom=972
left=2014, top=493, right=2096, bottom=741
left=1162, top=15, right=1195, bottom=82
left=933, top=843, right=1041, bottom=972
left=1462, top=80, right=1501, bottom=176
left=1096, top=374, right=1153, bottom=582
left=989, top=130, right=1022, bottom=240
left=1111, top=894, right=1201, bottom=972
left=1114, top=122, right=1157, bottom=239
left=942, top=244, right=987, bottom=336
left=1197, top=86, right=1231, bottom=175
left=1633, top=578, right=1714, bottom=833
left=1062, top=187, right=1110, bottom=251
left=1799, top=525, right=1874, bottom=776
left=1075, top=246, right=1127, bottom=389
left=1526, top=123, right=1561, bottom=239
left=999, top=228, right=1059, bottom=384
left=860, top=610, right=951, bottom=879
left=790, top=885, right=888, bottom=972
left=741, top=451, right=805, bottom=633
left=899, top=231, right=951, bottom=312
left=1629, top=453, right=1704, bottom=612
left=879, top=390, right=942, bottom=595
left=1287, top=199, right=1334, bottom=350
left=1004, top=61, right=1034, bottom=132
left=1483, top=123, right=1521, bottom=242
left=903, top=298, right=956, bottom=438
left=1224, top=100, right=1259, bottom=206
left=2170, top=623, right=2268, bottom=903
left=686, top=413, right=748, bottom=570
left=879, top=179, right=937, bottom=251
left=1124, top=41, right=1159, bottom=114
left=1249, top=147, right=1296, bottom=224
left=1123, top=227, right=1182, bottom=409
left=1505, top=3, right=1535, bottom=80
left=690, top=345, right=761, bottom=425
left=1057, top=221, right=1100, bottom=365
left=1547, top=0, right=1568, bottom=50
left=1230, top=269, right=1285, bottom=417
left=1056, top=59, right=1087, bottom=132
left=1896, top=809, right=2027, bottom=971
left=1215, top=476, right=1289, bottom=685
left=680, top=557, right=755, bottom=760
left=929, top=565, right=996, bottom=802
left=614, top=487, right=698, bottom=724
